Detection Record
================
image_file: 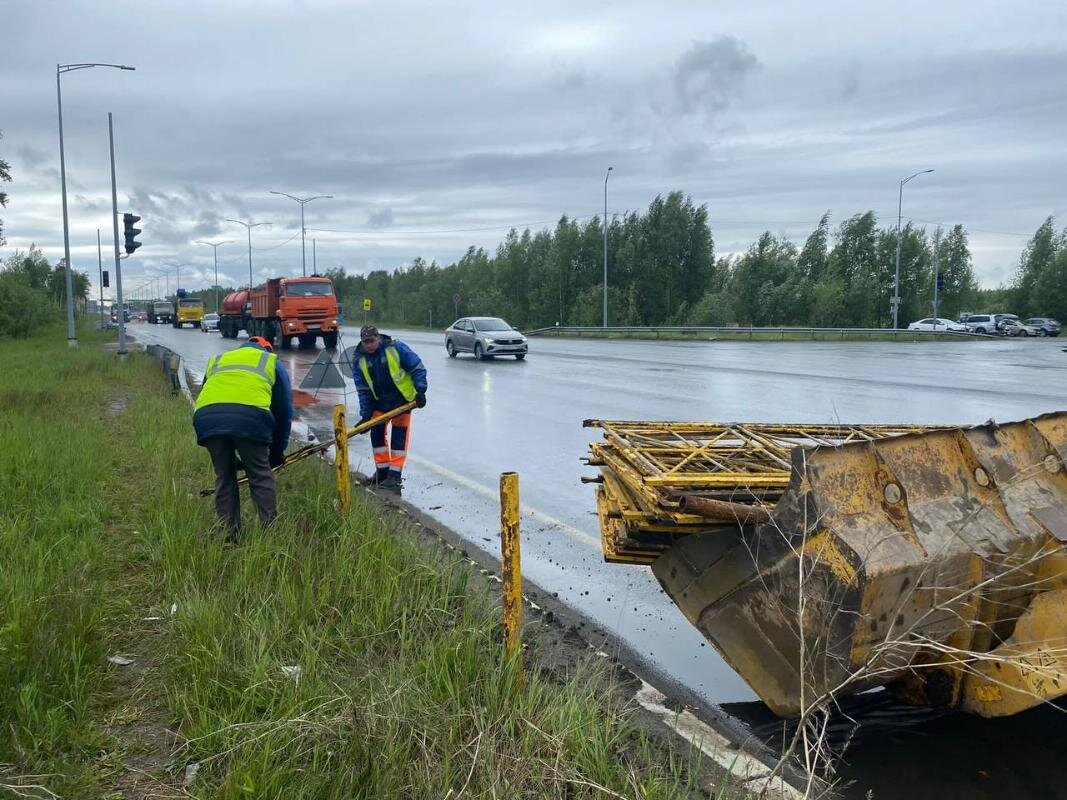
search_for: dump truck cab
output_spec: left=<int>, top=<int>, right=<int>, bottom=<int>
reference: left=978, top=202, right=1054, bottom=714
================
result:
left=173, top=291, right=205, bottom=329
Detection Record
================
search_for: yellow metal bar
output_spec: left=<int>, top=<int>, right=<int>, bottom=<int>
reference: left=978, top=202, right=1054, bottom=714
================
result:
left=199, top=401, right=417, bottom=496
left=499, top=471, right=523, bottom=687
left=334, top=404, right=350, bottom=513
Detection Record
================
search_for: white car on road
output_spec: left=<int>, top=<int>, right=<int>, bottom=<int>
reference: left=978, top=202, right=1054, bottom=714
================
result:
left=202, top=312, right=220, bottom=332
left=907, top=317, right=968, bottom=332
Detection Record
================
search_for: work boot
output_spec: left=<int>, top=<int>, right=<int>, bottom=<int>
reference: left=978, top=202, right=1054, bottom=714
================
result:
left=379, top=471, right=403, bottom=493
left=360, top=468, right=390, bottom=487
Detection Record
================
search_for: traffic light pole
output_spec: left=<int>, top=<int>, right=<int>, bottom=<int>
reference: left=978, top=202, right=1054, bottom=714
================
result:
left=108, top=112, right=127, bottom=356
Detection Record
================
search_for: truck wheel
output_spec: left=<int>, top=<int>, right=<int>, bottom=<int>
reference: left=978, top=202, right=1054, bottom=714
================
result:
left=298, top=334, right=316, bottom=349
left=322, top=332, right=338, bottom=349
left=280, top=335, right=291, bottom=350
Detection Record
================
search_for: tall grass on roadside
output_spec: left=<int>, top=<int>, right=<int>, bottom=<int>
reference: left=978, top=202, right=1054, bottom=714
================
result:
left=0, top=325, right=162, bottom=792
left=1, top=323, right=708, bottom=799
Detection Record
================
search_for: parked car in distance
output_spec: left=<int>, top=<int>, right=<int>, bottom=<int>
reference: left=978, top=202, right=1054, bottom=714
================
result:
left=202, top=312, right=220, bottom=332
left=962, top=313, right=1020, bottom=335
left=445, top=317, right=528, bottom=360
left=907, top=318, right=968, bottom=332
left=998, top=315, right=1039, bottom=337
left=1024, top=317, right=1062, bottom=337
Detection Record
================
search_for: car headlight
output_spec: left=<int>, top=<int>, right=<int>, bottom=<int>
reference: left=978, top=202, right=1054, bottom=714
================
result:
left=484, top=338, right=496, bottom=344
left=520, top=335, right=527, bottom=342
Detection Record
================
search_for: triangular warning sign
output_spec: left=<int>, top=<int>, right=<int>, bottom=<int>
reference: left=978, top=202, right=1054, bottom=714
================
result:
left=300, top=349, right=347, bottom=390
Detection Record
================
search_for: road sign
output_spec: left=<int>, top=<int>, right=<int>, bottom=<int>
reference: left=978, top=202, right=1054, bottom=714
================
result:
left=363, top=297, right=372, bottom=311
left=452, top=293, right=461, bottom=305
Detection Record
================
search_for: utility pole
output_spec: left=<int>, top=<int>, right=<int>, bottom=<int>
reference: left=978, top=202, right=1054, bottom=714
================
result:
left=97, top=228, right=105, bottom=328
left=603, top=166, right=613, bottom=328
left=312, top=238, right=317, bottom=275
left=196, top=240, right=232, bottom=312
left=269, top=191, right=332, bottom=277
left=227, top=219, right=270, bottom=290
left=892, top=168, right=934, bottom=329
left=932, top=226, right=942, bottom=320
left=56, top=62, right=135, bottom=347
left=108, top=112, right=126, bottom=356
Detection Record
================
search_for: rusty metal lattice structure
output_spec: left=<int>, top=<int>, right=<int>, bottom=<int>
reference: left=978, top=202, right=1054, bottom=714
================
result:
left=584, top=419, right=945, bottom=565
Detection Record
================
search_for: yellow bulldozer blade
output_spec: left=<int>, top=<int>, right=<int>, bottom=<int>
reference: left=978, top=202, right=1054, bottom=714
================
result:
left=586, top=413, right=1067, bottom=718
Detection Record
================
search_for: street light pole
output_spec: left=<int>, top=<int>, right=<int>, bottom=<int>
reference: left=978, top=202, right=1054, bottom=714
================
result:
left=269, top=191, right=332, bottom=277
left=196, top=240, right=233, bottom=312
left=97, top=228, right=105, bottom=328
left=603, top=166, right=613, bottom=328
left=107, top=112, right=127, bottom=356
left=892, top=168, right=934, bottom=329
left=56, top=62, right=135, bottom=347
left=227, top=219, right=270, bottom=290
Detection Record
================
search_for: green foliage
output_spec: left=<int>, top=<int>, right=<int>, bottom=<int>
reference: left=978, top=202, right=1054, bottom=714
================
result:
left=0, top=247, right=66, bottom=338
left=0, top=129, right=10, bottom=246
left=1012, top=217, right=1067, bottom=321
left=333, top=193, right=1005, bottom=331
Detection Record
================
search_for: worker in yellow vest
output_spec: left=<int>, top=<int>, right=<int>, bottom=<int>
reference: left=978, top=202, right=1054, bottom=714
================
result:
left=193, top=336, right=293, bottom=542
left=349, top=325, right=427, bottom=492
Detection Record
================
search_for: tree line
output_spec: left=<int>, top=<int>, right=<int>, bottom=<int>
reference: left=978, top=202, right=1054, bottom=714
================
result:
left=3, top=192, right=1066, bottom=339
left=327, top=193, right=1066, bottom=331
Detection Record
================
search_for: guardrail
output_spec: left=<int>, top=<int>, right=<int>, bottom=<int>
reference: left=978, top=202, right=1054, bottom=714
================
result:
left=524, top=325, right=980, bottom=341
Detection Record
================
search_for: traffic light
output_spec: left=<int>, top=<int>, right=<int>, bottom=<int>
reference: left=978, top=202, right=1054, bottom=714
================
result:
left=123, top=213, right=142, bottom=255
left=102, top=270, right=109, bottom=288
left=936, top=272, right=945, bottom=292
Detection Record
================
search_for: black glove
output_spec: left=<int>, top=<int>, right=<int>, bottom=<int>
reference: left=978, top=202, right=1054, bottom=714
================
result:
left=415, top=391, right=427, bottom=409
left=269, top=450, right=285, bottom=468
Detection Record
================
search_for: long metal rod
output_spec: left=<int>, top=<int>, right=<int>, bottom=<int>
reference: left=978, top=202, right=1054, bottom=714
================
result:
left=108, top=112, right=126, bottom=355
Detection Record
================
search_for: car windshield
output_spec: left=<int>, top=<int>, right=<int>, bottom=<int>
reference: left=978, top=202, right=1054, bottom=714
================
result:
left=205, top=313, right=219, bottom=319
left=285, top=281, right=334, bottom=297
left=179, top=299, right=203, bottom=307
left=474, top=318, right=513, bottom=331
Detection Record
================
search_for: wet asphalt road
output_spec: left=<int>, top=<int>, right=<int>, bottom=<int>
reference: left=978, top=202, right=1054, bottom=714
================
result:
left=132, top=322, right=1067, bottom=799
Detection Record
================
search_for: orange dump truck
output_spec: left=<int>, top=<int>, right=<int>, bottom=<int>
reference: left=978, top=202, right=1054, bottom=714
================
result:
left=218, top=276, right=340, bottom=349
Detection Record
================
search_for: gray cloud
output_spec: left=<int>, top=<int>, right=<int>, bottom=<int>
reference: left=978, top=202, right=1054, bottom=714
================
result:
left=366, top=207, right=395, bottom=229
left=672, top=37, right=760, bottom=116
left=1, top=0, right=1065, bottom=295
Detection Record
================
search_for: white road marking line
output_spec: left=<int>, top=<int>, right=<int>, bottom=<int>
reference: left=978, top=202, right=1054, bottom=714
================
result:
left=634, top=681, right=802, bottom=799
left=406, top=453, right=602, bottom=549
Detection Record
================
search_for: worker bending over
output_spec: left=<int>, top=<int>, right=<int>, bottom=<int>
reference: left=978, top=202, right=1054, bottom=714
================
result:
left=193, top=335, right=292, bottom=541
left=350, top=325, right=427, bottom=491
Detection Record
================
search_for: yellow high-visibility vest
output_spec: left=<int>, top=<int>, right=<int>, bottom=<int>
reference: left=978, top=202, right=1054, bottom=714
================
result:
left=194, top=347, right=277, bottom=412
left=358, top=345, right=416, bottom=401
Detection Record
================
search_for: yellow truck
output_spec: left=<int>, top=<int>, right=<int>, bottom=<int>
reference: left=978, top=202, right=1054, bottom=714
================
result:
left=173, top=290, right=205, bottom=329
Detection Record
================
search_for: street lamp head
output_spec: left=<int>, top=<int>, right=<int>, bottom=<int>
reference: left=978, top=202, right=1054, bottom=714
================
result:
left=119, top=65, right=136, bottom=71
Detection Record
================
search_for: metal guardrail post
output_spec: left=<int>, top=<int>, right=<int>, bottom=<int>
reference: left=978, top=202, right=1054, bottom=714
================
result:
left=499, top=471, right=523, bottom=687
left=334, top=404, right=350, bottom=513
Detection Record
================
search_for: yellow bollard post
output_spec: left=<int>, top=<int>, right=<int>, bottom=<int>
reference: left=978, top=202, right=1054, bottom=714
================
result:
left=334, top=404, right=350, bottom=513
left=499, top=471, right=523, bottom=687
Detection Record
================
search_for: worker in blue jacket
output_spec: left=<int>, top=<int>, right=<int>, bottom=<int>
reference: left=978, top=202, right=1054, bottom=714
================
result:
left=193, top=336, right=293, bottom=541
left=349, top=325, right=427, bottom=491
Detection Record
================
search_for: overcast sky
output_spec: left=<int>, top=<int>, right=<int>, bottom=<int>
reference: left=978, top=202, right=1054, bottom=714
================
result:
left=3, top=0, right=1065, bottom=299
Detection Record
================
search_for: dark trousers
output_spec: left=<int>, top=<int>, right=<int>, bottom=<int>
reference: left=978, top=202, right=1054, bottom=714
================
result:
left=204, top=436, right=277, bottom=535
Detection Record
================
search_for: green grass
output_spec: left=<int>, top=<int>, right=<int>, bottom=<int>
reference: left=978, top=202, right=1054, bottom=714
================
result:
left=0, top=322, right=711, bottom=798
